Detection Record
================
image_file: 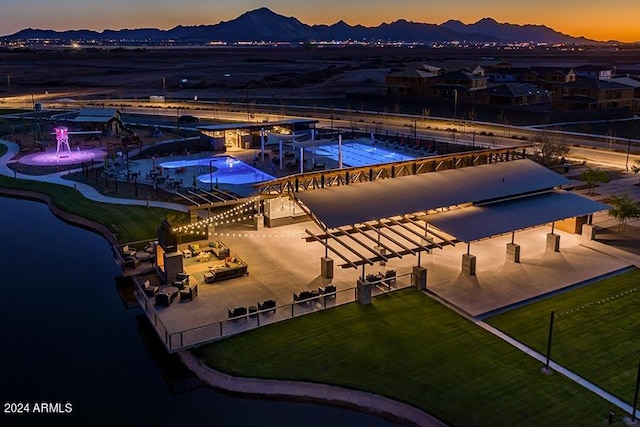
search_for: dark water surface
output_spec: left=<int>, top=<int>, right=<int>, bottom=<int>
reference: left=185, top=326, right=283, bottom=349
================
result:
left=0, top=197, right=399, bottom=427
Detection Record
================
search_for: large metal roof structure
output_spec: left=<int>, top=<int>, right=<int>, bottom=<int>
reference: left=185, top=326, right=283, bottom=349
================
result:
left=295, top=159, right=568, bottom=229
left=197, top=119, right=317, bottom=132
left=294, top=158, right=608, bottom=269
left=424, top=192, right=609, bottom=243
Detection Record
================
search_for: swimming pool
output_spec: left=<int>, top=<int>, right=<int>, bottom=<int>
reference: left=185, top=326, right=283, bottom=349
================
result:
left=159, top=156, right=275, bottom=185
left=311, top=141, right=415, bottom=167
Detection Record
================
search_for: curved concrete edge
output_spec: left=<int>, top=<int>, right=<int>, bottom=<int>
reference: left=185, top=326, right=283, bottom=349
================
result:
left=179, top=351, right=447, bottom=427
left=0, top=187, right=120, bottom=246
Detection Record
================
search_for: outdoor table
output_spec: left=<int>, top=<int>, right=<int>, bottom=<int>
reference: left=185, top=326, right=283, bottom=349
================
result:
left=135, top=251, right=152, bottom=261
left=248, top=305, right=258, bottom=317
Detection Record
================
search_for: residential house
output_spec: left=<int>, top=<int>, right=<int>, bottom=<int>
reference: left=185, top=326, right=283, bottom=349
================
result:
left=553, top=77, right=635, bottom=110
left=524, top=67, right=576, bottom=91
left=426, top=69, right=488, bottom=100
left=384, top=68, right=439, bottom=97
left=574, top=64, right=613, bottom=80
left=473, top=83, right=551, bottom=106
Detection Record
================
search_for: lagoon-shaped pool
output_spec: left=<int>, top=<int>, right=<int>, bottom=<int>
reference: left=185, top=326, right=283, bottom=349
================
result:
left=160, top=156, right=275, bottom=185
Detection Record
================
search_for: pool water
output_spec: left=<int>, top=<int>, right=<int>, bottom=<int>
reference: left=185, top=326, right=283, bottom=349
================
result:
left=311, top=141, right=414, bottom=168
left=160, top=156, right=275, bottom=185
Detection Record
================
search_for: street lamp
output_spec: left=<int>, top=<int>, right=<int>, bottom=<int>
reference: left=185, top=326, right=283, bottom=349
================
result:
left=209, top=159, right=213, bottom=191
left=453, top=89, right=458, bottom=119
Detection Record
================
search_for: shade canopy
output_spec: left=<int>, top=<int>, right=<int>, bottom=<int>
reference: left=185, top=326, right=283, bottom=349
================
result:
left=424, top=191, right=609, bottom=242
left=295, top=159, right=569, bottom=229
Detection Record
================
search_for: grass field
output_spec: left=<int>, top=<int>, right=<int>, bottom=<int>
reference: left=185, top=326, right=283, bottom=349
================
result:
left=0, top=171, right=186, bottom=243
left=196, top=289, right=623, bottom=426
left=488, top=268, right=640, bottom=405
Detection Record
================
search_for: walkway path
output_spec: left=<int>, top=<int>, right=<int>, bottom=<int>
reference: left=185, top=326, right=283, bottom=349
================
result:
left=0, top=139, right=188, bottom=212
left=180, top=351, right=446, bottom=427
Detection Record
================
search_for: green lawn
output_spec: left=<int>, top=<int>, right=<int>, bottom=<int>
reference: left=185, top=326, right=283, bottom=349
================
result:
left=0, top=173, right=186, bottom=243
left=196, top=289, right=622, bottom=426
left=488, top=268, right=640, bottom=404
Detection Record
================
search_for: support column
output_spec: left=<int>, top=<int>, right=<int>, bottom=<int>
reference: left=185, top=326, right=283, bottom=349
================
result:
left=462, top=242, right=476, bottom=276
left=253, top=214, right=264, bottom=230
left=506, top=243, right=521, bottom=263
left=321, top=257, right=334, bottom=279
left=356, top=278, right=372, bottom=305
left=582, top=224, right=597, bottom=240
left=412, top=266, right=427, bottom=290
left=338, top=134, right=343, bottom=169
left=300, top=147, right=304, bottom=174
left=279, top=140, right=283, bottom=170
left=506, top=231, right=520, bottom=263
left=462, top=254, right=476, bottom=276
left=260, top=128, right=265, bottom=162
left=546, top=233, right=560, bottom=252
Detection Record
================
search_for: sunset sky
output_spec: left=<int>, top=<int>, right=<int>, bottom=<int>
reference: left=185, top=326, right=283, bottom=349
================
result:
left=2, top=0, right=639, bottom=42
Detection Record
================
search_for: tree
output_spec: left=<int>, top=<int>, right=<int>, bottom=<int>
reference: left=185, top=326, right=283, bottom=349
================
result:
left=532, top=128, right=570, bottom=166
left=631, top=159, right=640, bottom=185
left=581, top=167, right=610, bottom=195
left=608, top=194, right=640, bottom=232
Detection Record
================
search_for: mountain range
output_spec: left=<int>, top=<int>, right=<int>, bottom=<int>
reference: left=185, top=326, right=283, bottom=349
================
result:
left=2, top=7, right=601, bottom=45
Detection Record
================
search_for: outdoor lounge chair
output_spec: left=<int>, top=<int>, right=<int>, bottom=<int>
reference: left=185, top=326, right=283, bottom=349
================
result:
left=227, top=306, right=248, bottom=319
left=142, top=279, right=159, bottom=297
left=257, top=299, right=276, bottom=313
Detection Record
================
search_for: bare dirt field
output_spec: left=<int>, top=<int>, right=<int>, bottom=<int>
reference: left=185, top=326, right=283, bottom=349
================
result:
left=2, top=45, right=640, bottom=104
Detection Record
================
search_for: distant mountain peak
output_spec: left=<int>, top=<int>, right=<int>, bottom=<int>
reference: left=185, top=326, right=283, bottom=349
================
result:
left=1, top=10, right=603, bottom=44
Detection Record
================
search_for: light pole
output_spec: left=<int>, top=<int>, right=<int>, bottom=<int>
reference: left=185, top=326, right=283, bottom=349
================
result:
left=209, top=160, right=213, bottom=192
left=626, top=139, right=631, bottom=171
left=453, top=89, right=458, bottom=119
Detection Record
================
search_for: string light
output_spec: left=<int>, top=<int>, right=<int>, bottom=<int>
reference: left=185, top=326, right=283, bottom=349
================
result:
left=173, top=196, right=262, bottom=233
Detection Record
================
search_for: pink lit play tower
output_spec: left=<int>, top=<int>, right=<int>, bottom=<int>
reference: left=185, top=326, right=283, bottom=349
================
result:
left=54, top=126, right=72, bottom=159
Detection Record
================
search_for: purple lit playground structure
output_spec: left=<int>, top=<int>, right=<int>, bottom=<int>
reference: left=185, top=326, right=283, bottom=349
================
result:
left=18, top=126, right=107, bottom=166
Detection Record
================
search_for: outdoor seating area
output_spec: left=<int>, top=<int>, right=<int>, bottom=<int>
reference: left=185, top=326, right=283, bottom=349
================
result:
left=203, top=255, right=249, bottom=283
left=179, top=282, right=198, bottom=301
left=293, top=289, right=321, bottom=303
left=318, top=284, right=337, bottom=298
left=142, top=279, right=159, bottom=297
left=188, top=244, right=201, bottom=256
left=155, top=286, right=179, bottom=307
left=208, top=240, right=230, bottom=259
left=258, top=299, right=277, bottom=313
left=228, top=306, right=248, bottom=319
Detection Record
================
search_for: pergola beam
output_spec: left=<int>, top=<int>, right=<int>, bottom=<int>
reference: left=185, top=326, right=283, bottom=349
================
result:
left=305, top=229, right=358, bottom=269
left=336, top=227, right=389, bottom=261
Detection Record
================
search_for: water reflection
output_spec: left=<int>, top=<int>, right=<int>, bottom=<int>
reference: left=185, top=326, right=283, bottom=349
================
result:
left=0, top=197, right=399, bottom=426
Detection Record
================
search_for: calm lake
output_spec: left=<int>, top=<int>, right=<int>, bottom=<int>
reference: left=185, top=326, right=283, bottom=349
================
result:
left=0, top=196, right=399, bottom=426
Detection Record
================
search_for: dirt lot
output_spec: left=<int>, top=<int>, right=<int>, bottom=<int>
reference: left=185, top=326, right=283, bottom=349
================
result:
left=3, top=45, right=640, bottom=103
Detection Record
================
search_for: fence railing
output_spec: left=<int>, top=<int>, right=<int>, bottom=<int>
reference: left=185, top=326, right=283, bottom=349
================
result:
left=134, top=272, right=414, bottom=353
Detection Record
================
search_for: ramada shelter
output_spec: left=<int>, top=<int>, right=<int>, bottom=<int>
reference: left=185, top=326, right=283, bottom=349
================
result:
left=294, top=158, right=608, bottom=298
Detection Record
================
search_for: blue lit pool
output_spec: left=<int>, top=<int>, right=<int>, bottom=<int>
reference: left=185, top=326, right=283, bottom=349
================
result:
left=159, top=156, right=275, bottom=185
left=311, top=141, right=415, bottom=167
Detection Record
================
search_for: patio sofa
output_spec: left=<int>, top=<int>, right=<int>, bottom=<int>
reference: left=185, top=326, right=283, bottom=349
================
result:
left=204, top=255, right=249, bottom=283
left=208, top=241, right=230, bottom=259
left=188, top=244, right=202, bottom=256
